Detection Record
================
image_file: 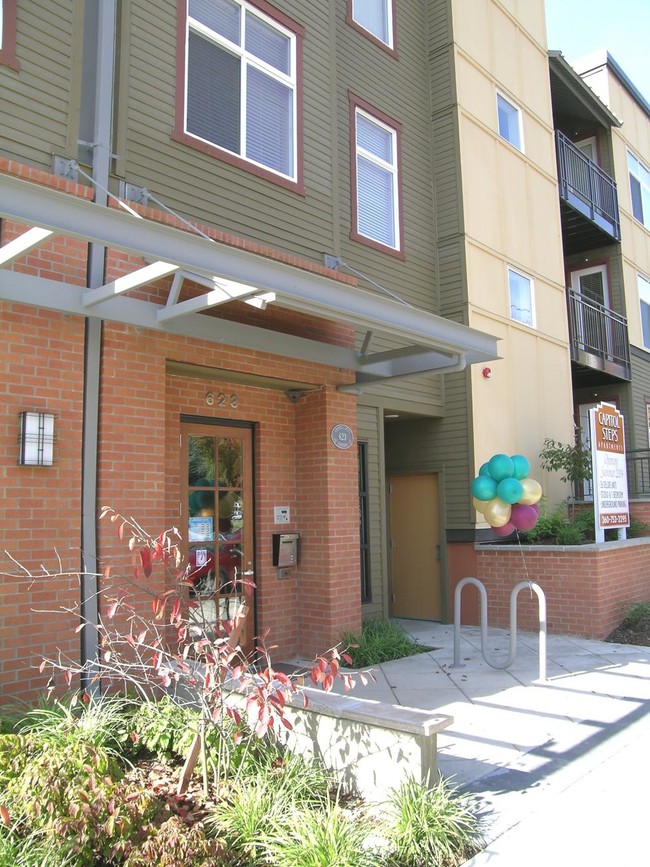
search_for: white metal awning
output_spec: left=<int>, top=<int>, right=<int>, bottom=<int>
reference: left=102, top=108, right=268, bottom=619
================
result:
left=0, top=173, right=499, bottom=390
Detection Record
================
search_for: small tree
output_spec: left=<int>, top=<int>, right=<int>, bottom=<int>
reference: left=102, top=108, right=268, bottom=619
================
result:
left=539, top=433, right=592, bottom=515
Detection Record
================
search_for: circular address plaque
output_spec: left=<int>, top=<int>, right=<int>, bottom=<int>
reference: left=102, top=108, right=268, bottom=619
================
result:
left=330, top=423, right=354, bottom=450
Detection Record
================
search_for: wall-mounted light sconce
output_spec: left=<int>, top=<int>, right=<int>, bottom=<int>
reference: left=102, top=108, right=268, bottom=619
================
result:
left=482, top=367, right=492, bottom=379
left=18, top=411, right=55, bottom=466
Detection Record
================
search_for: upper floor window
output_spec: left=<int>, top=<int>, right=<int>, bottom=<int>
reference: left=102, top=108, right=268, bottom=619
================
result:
left=178, top=0, right=302, bottom=187
left=351, top=100, right=402, bottom=254
left=349, top=0, right=394, bottom=50
left=639, top=273, right=650, bottom=349
left=0, top=0, right=20, bottom=70
left=508, top=267, right=534, bottom=327
left=628, top=151, right=650, bottom=229
left=497, top=93, right=523, bottom=152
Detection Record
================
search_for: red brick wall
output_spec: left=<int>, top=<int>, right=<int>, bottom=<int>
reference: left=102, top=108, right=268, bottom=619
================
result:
left=0, top=304, right=85, bottom=701
left=471, top=540, right=650, bottom=638
left=1, top=159, right=363, bottom=703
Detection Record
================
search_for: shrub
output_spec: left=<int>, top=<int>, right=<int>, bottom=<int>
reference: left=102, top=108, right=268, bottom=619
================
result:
left=0, top=733, right=157, bottom=865
left=130, top=695, right=198, bottom=762
left=124, top=815, right=232, bottom=867
left=385, top=776, right=481, bottom=867
left=0, top=826, right=76, bottom=867
left=342, top=619, right=428, bottom=668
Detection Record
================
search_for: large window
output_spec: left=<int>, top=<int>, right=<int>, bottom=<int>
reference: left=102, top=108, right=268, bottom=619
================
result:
left=497, top=92, right=523, bottom=152
left=508, top=267, right=535, bottom=327
left=179, top=0, right=301, bottom=185
left=0, top=0, right=19, bottom=70
left=639, top=273, right=650, bottom=349
left=628, top=151, right=650, bottom=229
left=351, top=100, right=402, bottom=254
left=349, top=0, right=394, bottom=50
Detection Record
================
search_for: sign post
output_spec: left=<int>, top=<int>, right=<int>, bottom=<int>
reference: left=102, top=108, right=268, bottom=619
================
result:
left=589, top=402, right=629, bottom=543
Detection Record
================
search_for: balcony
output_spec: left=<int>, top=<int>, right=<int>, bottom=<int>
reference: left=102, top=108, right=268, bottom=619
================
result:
left=556, top=131, right=621, bottom=254
left=626, top=450, right=650, bottom=498
left=567, top=287, right=631, bottom=382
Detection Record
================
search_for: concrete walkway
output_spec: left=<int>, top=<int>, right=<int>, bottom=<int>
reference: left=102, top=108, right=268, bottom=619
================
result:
left=339, top=619, right=650, bottom=866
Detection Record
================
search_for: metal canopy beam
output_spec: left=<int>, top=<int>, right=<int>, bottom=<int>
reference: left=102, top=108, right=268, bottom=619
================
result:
left=0, top=173, right=500, bottom=383
left=0, top=226, right=53, bottom=265
left=84, top=260, right=179, bottom=307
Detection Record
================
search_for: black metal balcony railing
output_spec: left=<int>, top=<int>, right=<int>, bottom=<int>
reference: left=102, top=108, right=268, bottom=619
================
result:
left=567, top=288, right=631, bottom=380
left=626, top=450, right=650, bottom=498
left=556, top=130, right=621, bottom=242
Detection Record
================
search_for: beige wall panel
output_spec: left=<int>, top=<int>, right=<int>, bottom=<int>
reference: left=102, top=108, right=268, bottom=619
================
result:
left=469, top=313, right=573, bottom=508
left=488, top=4, right=520, bottom=96
left=525, top=169, right=565, bottom=282
left=460, top=119, right=503, bottom=251
left=465, top=244, right=509, bottom=319
left=450, top=1, right=491, bottom=72
left=511, top=0, right=547, bottom=48
left=455, top=54, right=497, bottom=132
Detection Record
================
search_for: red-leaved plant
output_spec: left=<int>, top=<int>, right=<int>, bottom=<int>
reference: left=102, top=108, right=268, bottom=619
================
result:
left=30, top=508, right=371, bottom=797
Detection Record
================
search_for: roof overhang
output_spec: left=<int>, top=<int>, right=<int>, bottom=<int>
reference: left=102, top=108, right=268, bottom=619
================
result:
left=548, top=51, right=623, bottom=130
left=0, top=172, right=499, bottom=390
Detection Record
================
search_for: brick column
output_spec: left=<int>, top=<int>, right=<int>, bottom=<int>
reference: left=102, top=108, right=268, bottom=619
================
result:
left=295, top=387, right=362, bottom=657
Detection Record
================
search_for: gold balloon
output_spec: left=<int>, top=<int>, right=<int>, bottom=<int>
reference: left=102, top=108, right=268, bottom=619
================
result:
left=473, top=496, right=487, bottom=514
left=519, top=477, right=542, bottom=506
left=483, top=497, right=512, bottom=528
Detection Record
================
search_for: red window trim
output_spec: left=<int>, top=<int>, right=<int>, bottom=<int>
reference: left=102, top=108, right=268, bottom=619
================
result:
left=174, top=0, right=304, bottom=195
left=345, top=0, right=398, bottom=59
left=0, top=0, right=20, bottom=71
left=349, top=92, right=405, bottom=260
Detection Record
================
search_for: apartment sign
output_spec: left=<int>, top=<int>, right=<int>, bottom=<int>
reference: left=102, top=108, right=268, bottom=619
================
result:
left=589, top=402, right=629, bottom=533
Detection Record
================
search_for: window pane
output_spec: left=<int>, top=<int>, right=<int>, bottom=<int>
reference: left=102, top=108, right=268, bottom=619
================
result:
left=356, top=114, right=392, bottom=162
left=245, top=9, right=290, bottom=74
left=630, top=175, right=644, bottom=222
left=246, top=66, right=292, bottom=175
left=509, top=270, right=533, bottom=326
left=641, top=300, right=650, bottom=349
left=188, top=435, right=215, bottom=485
left=353, top=0, right=389, bottom=44
left=189, top=0, right=241, bottom=44
left=497, top=94, right=521, bottom=150
left=218, top=437, right=243, bottom=487
left=187, top=31, right=241, bottom=154
left=357, top=154, right=395, bottom=247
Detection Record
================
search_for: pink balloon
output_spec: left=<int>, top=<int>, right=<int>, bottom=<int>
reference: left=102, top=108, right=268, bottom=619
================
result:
left=510, top=503, right=539, bottom=532
left=493, top=522, right=516, bottom=537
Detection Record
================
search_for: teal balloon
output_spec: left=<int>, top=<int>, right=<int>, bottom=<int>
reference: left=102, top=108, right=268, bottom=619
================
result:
left=488, top=453, right=514, bottom=482
left=511, top=454, right=530, bottom=480
left=471, top=475, right=498, bottom=501
left=497, top=477, right=524, bottom=505
left=479, top=463, right=491, bottom=476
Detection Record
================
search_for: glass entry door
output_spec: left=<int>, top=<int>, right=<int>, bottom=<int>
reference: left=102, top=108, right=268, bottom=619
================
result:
left=181, top=421, right=254, bottom=652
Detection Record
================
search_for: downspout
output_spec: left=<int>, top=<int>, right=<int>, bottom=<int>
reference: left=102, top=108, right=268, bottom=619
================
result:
left=80, top=0, right=117, bottom=692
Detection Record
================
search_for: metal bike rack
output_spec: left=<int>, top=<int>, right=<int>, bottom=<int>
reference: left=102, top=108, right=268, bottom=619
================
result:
left=453, top=577, right=547, bottom=681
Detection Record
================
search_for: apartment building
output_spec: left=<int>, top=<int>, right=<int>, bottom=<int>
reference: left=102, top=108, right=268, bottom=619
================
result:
left=0, top=1, right=647, bottom=701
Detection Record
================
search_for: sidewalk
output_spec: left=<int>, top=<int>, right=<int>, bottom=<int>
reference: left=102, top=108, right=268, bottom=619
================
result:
left=340, top=619, right=650, bottom=866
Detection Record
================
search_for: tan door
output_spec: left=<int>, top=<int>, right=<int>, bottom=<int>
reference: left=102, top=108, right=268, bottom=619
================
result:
left=181, top=422, right=254, bottom=653
left=389, top=473, right=441, bottom=620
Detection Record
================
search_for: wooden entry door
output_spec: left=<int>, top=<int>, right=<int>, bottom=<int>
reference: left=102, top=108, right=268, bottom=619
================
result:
left=181, top=422, right=254, bottom=652
left=389, top=473, right=441, bottom=620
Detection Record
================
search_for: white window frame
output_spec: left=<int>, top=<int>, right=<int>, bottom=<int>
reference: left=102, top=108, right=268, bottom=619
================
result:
left=185, top=0, right=298, bottom=182
left=351, top=0, right=394, bottom=49
left=628, top=150, right=650, bottom=229
left=496, top=92, right=524, bottom=153
left=508, top=267, right=535, bottom=327
left=353, top=106, right=401, bottom=252
left=638, top=273, right=650, bottom=350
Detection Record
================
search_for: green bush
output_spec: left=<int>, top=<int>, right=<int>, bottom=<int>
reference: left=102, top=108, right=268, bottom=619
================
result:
left=385, top=776, right=481, bottom=867
left=130, top=695, right=199, bottom=762
left=342, top=619, right=428, bottom=668
left=0, top=826, right=76, bottom=867
left=620, top=601, right=650, bottom=628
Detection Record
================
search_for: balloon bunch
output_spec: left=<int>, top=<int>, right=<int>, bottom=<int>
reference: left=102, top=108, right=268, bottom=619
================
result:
left=471, top=454, right=542, bottom=537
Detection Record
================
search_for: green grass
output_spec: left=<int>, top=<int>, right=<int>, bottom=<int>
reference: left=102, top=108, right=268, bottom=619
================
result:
left=621, top=600, right=650, bottom=628
left=386, top=776, right=482, bottom=867
left=342, top=619, right=431, bottom=668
